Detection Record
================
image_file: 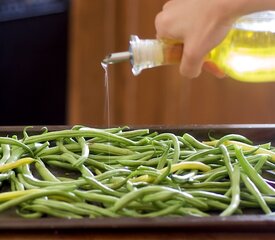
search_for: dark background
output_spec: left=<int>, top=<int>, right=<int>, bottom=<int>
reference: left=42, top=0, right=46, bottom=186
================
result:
left=0, top=0, right=69, bottom=125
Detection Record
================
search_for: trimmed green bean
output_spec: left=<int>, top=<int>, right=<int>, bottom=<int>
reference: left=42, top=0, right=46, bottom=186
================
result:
left=183, top=133, right=213, bottom=149
left=220, top=165, right=240, bottom=216
left=235, top=145, right=275, bottom=195
left=0, top=144, right=10, bottom=165
left=0, top=126, right=272, bottom=219
left=241, top=173, right=271, bottom=214
left=153, top=133, right=180, bottom=163
left=35, top=159, right=60, bottom=182
left=216, top=134, right=253, bottom=146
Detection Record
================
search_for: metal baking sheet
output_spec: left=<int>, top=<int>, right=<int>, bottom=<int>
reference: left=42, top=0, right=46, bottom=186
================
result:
left=0, top=124, right=275, bottom=231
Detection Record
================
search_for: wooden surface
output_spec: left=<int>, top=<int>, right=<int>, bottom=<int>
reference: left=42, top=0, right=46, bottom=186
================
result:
left=68, top=0, right=275, bottom=127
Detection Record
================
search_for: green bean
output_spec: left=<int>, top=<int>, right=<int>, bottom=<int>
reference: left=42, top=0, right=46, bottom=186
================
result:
left=262, top=160, right=275, bottom=170
left=118, top=158, right=160, bottom=167
left=86, top=127, right=126, bottom=143
left=219, top=145, right=234, bottom=180
left=184, top=155, right=222, bottom=164
left=88, top=151, right=156, bottom=162
left=235, top=145, right=275, bottom=195
left=126, top=180, right=136, bottom=192
left=44, top=160, right=77, bottom=170
left=179, top=150, right=197, bottom=157
left=220, top=165, right=240, bottom=216
left=0, top=144, right=10, bottom=165
left=5, top=147, right=26, bottom=164
left=116, top=129, right=150, bottom=139
left=142, top=203, right=182, bottom=217
left=106, top=176, right=129, bottom=190
left=207, top=199, right=242, bottom=214
left=239, top=200, right=259, bottom=208
left=0, top=171, right=13, bottom=182
left=88, top=143, right=135, bottom=155
left=11, top=172, right=24, bottom=191
left=157, top=145, right=170, bottom=169
left=126, top=145, right=163, bottom=153
left=130, top=169, right=160, bottom=180
left=204, top=169, right=228, bottom=182
left=181, top=182, right=230, bottom=189
left=17, top=173, right=39, bottom=189
left=74, top=190, right=118, bottom=205
left=74, top=202, right=118, bottom=217
left=111, top=186, right=207, bottom=212
left=182, top=148, right=221, bottom=162
left=35, top=159, right=60, bottom=182
left=263, top=196, right=275, bottom=206
left=216, top=134, right=253, bottom=146
left=178, top=207, right=209, bottom=217
left=117, top=153, right=157, bottom=167
left=22, top=126, right=38, bottom=139
left=84, top=176, right=123, bottom=197
left=33, top=142, right=50, bottom=156
left=76, top=125, right=126, bottom=134
left=153, top=133, right=180, bottom=163
left=254, top=155, right=269, bottom=172
left=94, top=169, right=131, bottom=181
left=0, top=189, right=76, bottom=213
left=83, top=158, right=114, bottom=171
left=21, top=204, right=83, bottom=219
left=186, top=190, right=230, bottom=203
left=16, top=207, right=43, bottom=219
left=33, top=199, right=88, bottom=216
left=54, top=142, right=135, bottom=159
left=179, top=137, right=195, bottom=151
left=241, top=173, right=271, bottom=214
left=154, top=159, right=172, bottom=184
left=0, top=126, right=273, bottom=219
left=0, top=137, right=33, bottom=156
left=24, top=128, right=138, bottom=146
left=21, top=174, right=85, bottom=188
left=142, top=190, right=179, bottom=203
left=61, top=153, right=94, bottom=178
left=183, top=133, right=213, bottom=149
left=171, top=171, right=197, bottom=183
left=192, top=165, right=227, bottom=181
left=73, top=137, right=89, bottom=166
left=193, top=188, right=228, bottom=194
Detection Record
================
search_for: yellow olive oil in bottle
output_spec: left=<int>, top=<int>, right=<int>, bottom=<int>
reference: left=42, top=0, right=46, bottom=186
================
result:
left=103, top=11, right=275, bottom=82
left=209, top=11, right=275, bottom=82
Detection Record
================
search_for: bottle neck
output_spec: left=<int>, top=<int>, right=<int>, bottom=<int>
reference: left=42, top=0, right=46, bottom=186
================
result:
left=129, top=35, right=183, bottom=75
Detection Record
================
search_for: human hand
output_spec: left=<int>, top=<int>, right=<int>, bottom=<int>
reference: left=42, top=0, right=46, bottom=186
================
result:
left=155, top=0, right=237, bottom=78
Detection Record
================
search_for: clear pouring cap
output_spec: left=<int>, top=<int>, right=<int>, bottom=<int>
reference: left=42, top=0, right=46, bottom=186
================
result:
left=102, top=35, right=166, bottom=75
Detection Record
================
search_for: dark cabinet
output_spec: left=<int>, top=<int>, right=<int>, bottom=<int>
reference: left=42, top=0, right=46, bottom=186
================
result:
left=0, top=0, right=69, bottom=125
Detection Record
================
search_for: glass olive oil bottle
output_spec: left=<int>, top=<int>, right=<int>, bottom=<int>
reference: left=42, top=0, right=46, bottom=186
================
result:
left=103, top=11, right=275, bottom=82
left=209, top=11, right=275, bottom=82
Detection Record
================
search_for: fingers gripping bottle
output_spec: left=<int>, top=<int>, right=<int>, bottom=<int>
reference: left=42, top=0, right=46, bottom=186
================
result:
left=103, top=11, right=275, bottom=82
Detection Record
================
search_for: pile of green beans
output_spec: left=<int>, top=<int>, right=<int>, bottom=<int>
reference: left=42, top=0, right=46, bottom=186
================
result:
left=0, top=125, right=274, bottom=218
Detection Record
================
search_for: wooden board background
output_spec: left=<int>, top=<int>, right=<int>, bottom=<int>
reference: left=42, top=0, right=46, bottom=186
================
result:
left=68, top=0, right=275, bottom=127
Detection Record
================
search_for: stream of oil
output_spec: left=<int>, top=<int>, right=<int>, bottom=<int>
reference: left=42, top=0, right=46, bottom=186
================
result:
left=101, top=62, right=111, bottom=128
left=101, top=61, right=112, bottom=162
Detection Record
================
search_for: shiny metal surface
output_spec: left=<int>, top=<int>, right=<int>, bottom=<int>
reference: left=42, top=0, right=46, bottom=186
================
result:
left=102, top=51, right=131, bottom=64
